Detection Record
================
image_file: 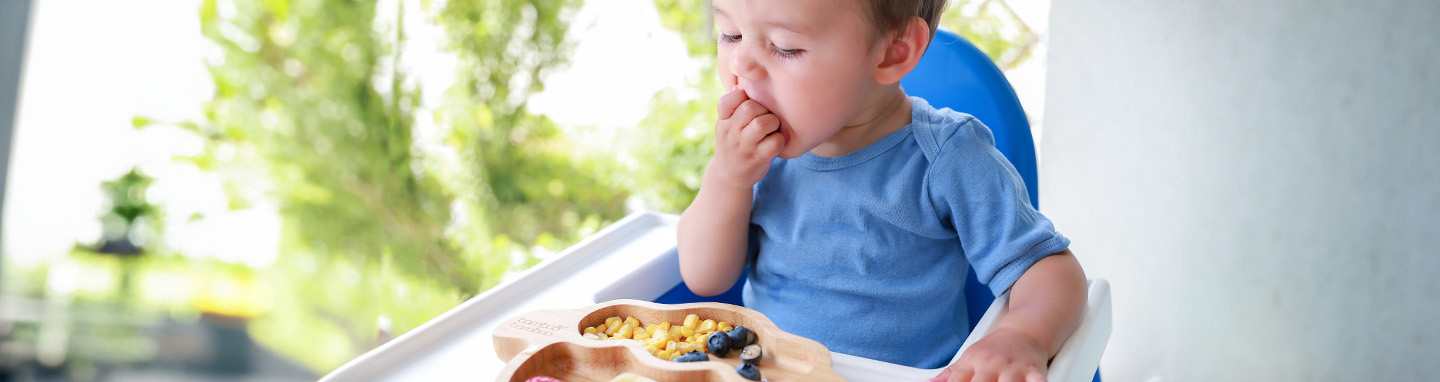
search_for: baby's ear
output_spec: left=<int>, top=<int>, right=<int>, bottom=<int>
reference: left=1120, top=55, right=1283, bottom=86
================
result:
left=872, top=17, right=931, bottom=85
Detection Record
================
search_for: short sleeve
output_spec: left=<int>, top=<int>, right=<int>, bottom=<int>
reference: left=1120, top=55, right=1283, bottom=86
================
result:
left=926, top=117, right=1070, bottom=296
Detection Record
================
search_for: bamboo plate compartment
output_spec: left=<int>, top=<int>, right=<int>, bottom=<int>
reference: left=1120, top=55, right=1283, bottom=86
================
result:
left=493, top=299, right=845, bottom=382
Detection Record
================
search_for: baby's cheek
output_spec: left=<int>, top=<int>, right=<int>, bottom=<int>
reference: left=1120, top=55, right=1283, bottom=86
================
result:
left=715, top=56, right=735, bottom=88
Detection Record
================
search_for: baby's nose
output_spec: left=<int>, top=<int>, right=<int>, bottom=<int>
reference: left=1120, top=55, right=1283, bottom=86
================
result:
left=730, top=49, right=766, bottom=83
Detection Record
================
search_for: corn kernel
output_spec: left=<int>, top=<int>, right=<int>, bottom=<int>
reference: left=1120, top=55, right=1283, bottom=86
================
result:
left=597, top=332, right=608, bottom=340
left=584, top=327, right=597, bottom=335
left=621, top=315, right=751, bottom=362
left=583, top=333, right=600, bottom=340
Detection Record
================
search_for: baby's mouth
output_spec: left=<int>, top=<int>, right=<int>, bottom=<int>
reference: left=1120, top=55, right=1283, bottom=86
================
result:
left=738, top=87, right=789, bottom=150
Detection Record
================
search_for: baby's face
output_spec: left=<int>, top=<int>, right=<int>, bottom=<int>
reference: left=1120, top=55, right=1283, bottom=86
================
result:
left=714, top=0, right=881, bottom=159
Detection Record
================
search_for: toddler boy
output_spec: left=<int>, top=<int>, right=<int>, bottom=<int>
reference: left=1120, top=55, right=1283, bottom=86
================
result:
left=677, top=1, right=1087, bottom=380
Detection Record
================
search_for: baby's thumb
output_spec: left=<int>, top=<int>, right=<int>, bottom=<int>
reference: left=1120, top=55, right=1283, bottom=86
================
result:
left=926, top=368, right=952, bottom=382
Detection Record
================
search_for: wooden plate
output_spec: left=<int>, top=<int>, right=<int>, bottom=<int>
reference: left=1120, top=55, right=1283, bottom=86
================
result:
left=493, top=299, right=844, bottom=382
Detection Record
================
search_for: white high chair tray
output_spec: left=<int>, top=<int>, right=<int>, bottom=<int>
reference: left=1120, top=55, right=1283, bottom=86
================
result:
left=321, top=211, right=1110, bottom=382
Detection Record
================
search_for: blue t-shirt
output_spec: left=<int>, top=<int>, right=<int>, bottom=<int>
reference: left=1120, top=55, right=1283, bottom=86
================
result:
left=741, top=97, right=1070, bottom=368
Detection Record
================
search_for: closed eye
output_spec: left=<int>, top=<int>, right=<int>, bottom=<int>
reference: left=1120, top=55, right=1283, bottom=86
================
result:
left=719, top=33, right=803, bottom=60
left=772, top=45, right=803, bottom=60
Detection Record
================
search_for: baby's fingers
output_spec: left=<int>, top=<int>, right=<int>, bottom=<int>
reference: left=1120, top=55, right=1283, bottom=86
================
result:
left=1024, top=369, right=1046, bottom=382
left=755, top=129, right=785, bottom=160
left=740, top=113, right=780, bottom=144
left=729, top=100, right=769, bottom=128
left=932, top=364, right=973, bottom=382
left=956, top=368, right=976, bottom=382
left=969, top=368, right=998, bottom=382
left=717, top=88, right=750, bottom=120
left=743, top=114, right=784, bottom=159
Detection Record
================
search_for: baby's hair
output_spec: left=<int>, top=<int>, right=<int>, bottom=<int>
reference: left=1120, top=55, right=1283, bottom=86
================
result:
left=861, top=0, right=949, bottom=42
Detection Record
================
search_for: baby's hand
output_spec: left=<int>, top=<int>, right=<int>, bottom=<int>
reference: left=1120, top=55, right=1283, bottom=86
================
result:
left=707, top=87, right=785, bottom=190
left=928, top=327, right=1049, bottom=382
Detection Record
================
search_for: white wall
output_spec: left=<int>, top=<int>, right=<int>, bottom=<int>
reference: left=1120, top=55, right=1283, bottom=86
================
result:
left=1042, top=1, right=1440, bottom=380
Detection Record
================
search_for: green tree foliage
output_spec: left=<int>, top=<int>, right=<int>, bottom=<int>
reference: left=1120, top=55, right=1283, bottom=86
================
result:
left=434, top=0, right=624, bottom=258
left=194, top=0, right=470, bottom=289
left=598, top=0, right=721, bottom=214
left=173, top=0, right=614, bottom=372
left=190, top=0, right=462, bottom=370
left=940, top=0, right=1039, bottom=70
left=97, top=167, right=162, bottom=251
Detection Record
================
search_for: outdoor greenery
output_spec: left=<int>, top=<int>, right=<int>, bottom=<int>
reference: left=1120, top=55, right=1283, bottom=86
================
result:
left=940, top=0, right=1039, bottom=70
left=4, top=0, right=1041, bottom=376
left=170, top=0, right=619, bottom=370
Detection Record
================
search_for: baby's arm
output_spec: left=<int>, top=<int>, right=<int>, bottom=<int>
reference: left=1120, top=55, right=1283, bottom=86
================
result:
left=932, top=249, right=1087, bottom=382
left=677, top=88, right=784, bottom=296
left=676, top=172, right=753, bottom=296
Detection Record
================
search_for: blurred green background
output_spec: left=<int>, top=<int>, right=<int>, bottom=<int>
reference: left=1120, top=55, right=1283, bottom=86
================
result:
left=0, top=0, right=1041, bottom=380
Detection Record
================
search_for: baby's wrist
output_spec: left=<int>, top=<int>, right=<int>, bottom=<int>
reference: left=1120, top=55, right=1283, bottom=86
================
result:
left=703, top=160, right=759, bottom=193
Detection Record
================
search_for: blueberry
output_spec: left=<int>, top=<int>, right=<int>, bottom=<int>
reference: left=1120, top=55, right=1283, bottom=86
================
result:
left=671, top=350, right=710, bottom=363
left=739, top=344, right=762, bottom=365
left=726, top=326, right=757, bottom=349
left=706, top=331, right=732, bottom=357
left=735, top=363, right=762, bottom=381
